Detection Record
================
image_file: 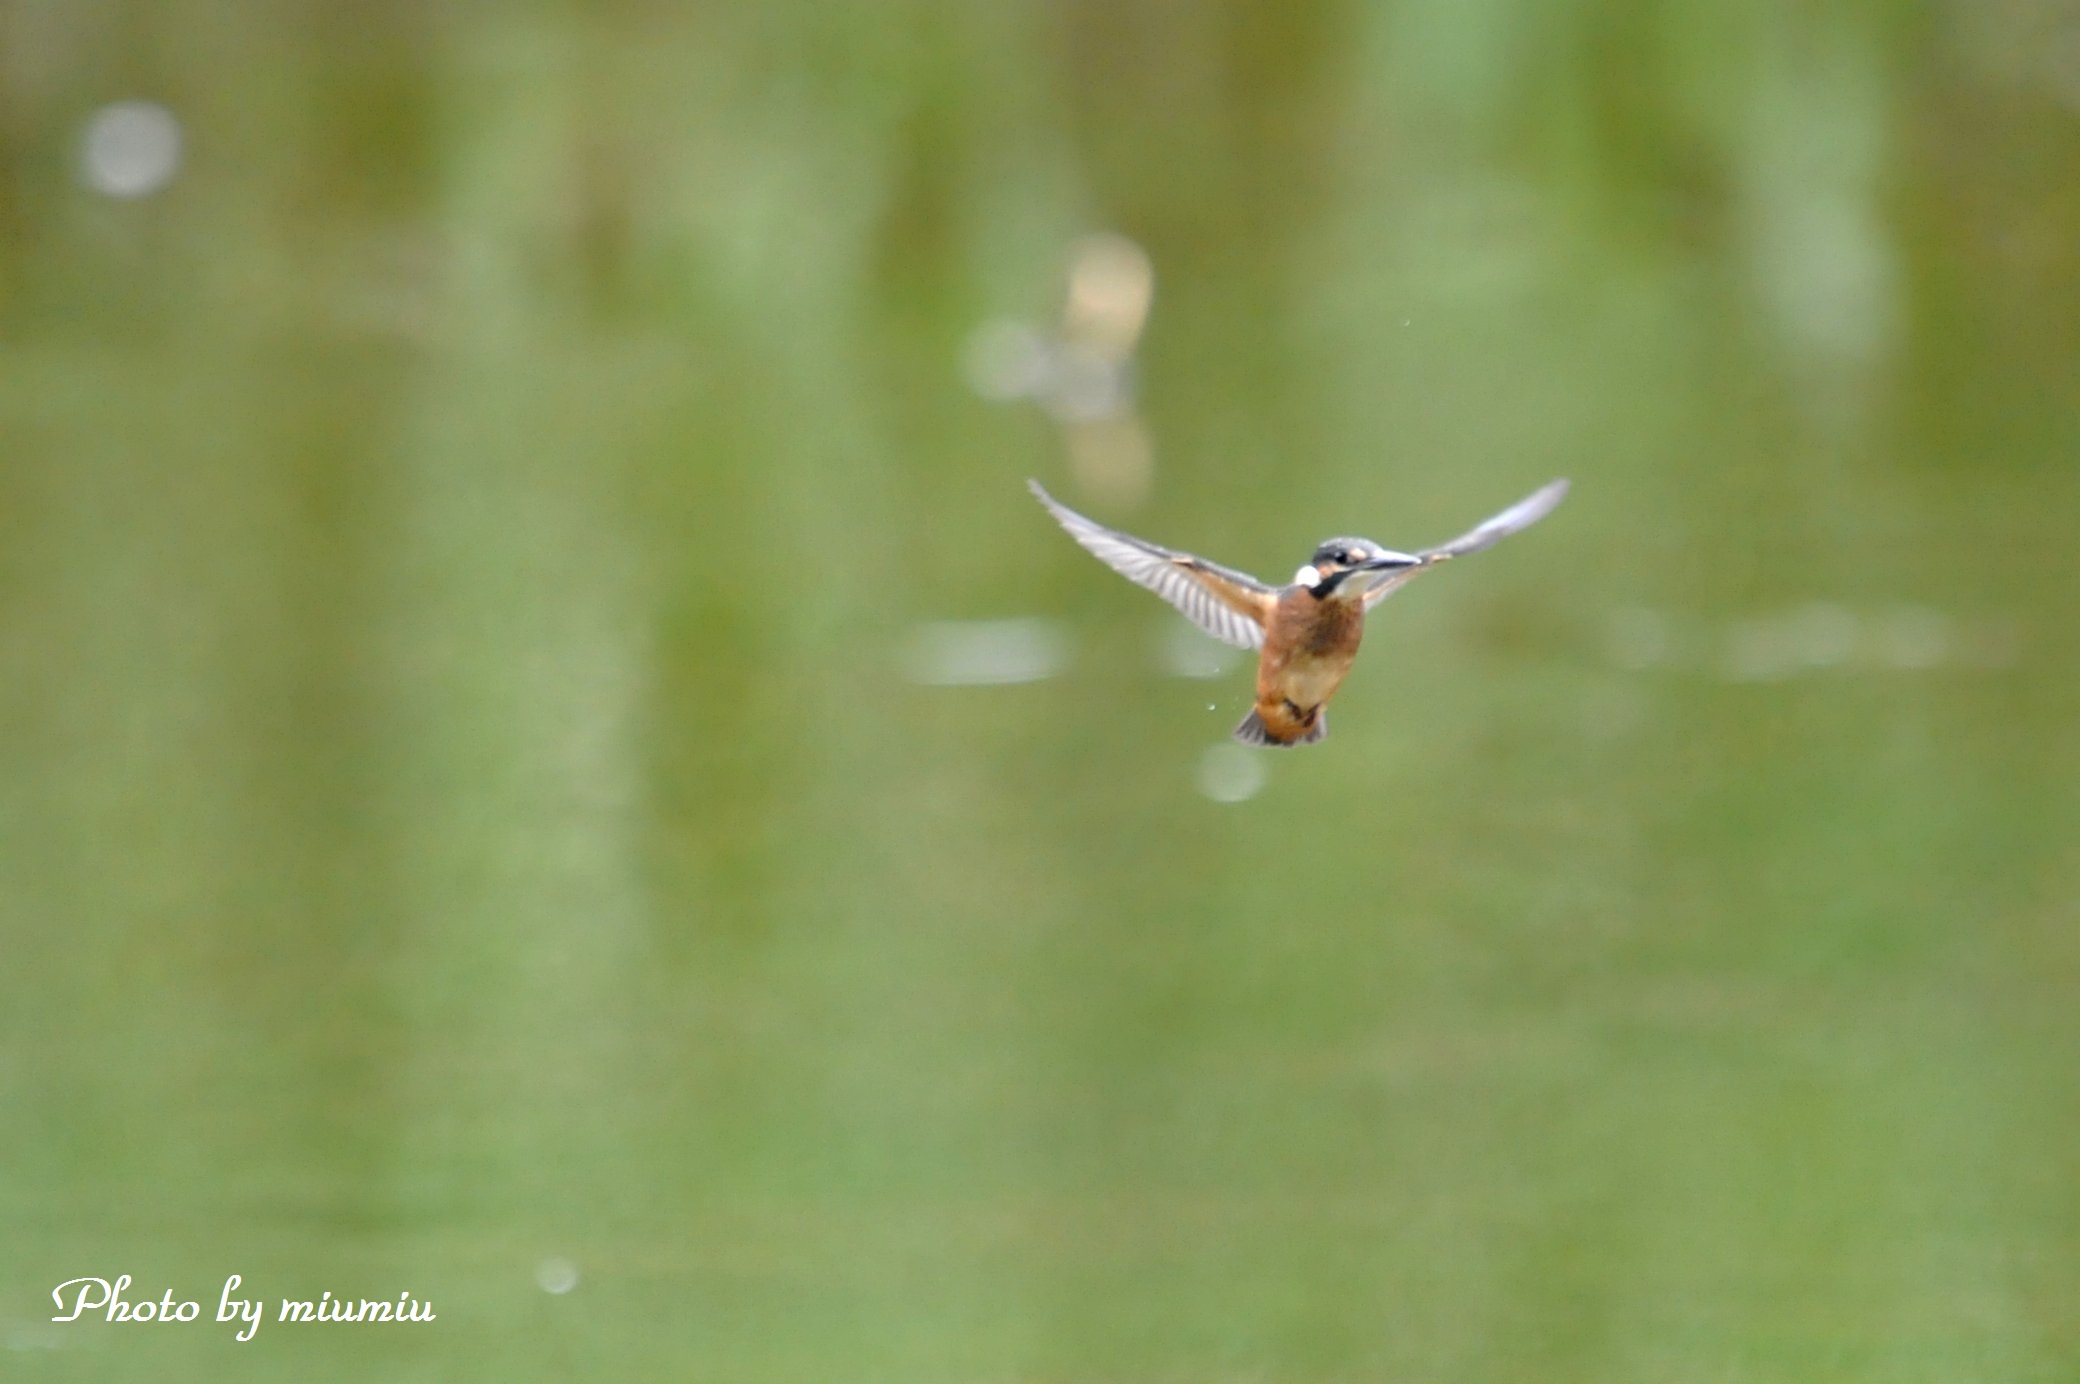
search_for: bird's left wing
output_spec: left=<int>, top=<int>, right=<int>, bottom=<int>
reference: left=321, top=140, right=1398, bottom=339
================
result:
left=1365, top=479, right=1571, bottom=609
left=1030, top=480, right=1274, bottom=650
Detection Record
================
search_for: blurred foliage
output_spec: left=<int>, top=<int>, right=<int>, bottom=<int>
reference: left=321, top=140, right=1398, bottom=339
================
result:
left=2, top=0, right=2079, bottom=1379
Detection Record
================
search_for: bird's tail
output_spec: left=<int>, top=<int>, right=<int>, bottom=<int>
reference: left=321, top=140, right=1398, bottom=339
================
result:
left=1233, top=708, right=1326, bottom=748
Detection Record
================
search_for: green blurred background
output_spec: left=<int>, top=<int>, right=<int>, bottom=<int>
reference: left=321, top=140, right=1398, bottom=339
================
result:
left=4, top=2, right=2079, bottom=1380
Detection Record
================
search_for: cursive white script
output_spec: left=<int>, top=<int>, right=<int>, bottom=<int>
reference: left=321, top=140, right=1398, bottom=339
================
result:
left=50, top=1275, right=434, bottom=1342
left=51, top=1276, right=199, bottom=1324
left=216, top=1274, right=264, bottom=1341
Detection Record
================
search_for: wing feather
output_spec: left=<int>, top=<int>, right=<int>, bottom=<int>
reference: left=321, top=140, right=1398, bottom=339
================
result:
left=1365, top=479, right=1570, bottom=610
left=1030, top=480, right=1273, bottom=650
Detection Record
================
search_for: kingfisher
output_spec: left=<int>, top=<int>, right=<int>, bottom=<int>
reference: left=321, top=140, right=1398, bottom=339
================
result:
left=1030, top=477, right=1569, bottom=747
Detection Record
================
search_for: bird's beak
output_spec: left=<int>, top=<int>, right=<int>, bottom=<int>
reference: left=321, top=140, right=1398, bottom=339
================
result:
left=1361, top=550, right=1422, bottom=571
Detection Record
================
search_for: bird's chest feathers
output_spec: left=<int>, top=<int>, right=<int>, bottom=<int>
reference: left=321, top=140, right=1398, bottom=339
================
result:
left=1261, top=594, right=1364, bottom=703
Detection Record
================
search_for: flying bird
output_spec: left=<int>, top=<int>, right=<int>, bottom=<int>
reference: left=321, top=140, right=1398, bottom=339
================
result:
left=1030, top=477, right=1569, bottom=747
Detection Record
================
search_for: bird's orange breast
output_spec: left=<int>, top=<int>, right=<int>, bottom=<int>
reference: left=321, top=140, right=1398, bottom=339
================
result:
left=1251, top=592, right=1366, bottom=741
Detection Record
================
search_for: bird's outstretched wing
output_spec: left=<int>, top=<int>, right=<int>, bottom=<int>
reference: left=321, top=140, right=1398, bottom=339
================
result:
left=1030, top=480, right=1274, bottom=650
left=1365, top=479, right=1570, bottom=609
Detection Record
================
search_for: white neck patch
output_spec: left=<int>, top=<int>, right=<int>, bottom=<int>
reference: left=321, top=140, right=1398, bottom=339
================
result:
left=1294, top=564, right=1322, bottom=588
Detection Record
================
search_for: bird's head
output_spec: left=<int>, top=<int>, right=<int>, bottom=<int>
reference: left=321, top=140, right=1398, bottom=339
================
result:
left=1294, top=538, right=1422, bottom=599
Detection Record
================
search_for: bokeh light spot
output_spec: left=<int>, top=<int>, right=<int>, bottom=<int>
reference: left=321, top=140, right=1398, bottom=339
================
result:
left=534, top=1257, right=579, bottom=1295
left=1196, top=741, right=1266, bottom=804
left=79, top=101, right=183, bottom=199
left=905, top=618, right=1071, bottom=686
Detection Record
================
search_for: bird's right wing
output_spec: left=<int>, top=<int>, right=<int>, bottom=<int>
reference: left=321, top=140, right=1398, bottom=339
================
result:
left=1420, top=478, right=1570, bottom=562
left=1030, top=480, right=1274, bottom=650
left=1365, top=479, right=1571, bottom=609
